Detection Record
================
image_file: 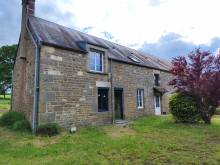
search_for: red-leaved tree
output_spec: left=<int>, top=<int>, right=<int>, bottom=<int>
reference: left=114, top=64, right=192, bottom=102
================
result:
left=169, top=48, right=220, bottom=124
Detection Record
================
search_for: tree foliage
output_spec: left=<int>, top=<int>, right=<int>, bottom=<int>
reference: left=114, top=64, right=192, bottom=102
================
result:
left=169, top=48, right=220, bottom=124
left=0, top=45, right=17, bottom=98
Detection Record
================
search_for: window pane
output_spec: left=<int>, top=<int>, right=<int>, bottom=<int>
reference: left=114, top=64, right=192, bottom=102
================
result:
left=89, top=50, right=103, bottom=72
left=98, top=88, right=109, bottom=112
left=141, top=90, right=144, bottom=107
left=156, top=96, right=160, bottom=107
left=140, top=90, right=143, bottom=107
left=89, top=52, right=96, bottom=71
left=99, top=54, right=103, bottom=71
left=98, top=91, right=102, bottom=110
left=90, top=64, right=95, bottom=71
left=96, top=65, right=102, bottom=72
left=95, top=53, right=100, bottom=65
left=137, top=89, right=144, bottom=108
left=102, top=90, right=108, bottom=110
left=89, top=52, right=95, bottom=60
left=95, top=53, right=102, bottom=72
left=89, top=57, right=95, bottom=70
left=154, top=74, right=159, bottom=86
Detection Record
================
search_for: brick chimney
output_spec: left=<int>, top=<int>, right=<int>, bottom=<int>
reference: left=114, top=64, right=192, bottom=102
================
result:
left=20, top=0, right=36, bottom=58
left=21, top=0, right=35, bottom=35
left=22, top=0, right=35, bottom=16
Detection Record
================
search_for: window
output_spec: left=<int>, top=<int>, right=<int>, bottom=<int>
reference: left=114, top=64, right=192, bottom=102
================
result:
left=98, top=88, right=109, bottom=112
left=89, top=49, right=103, bottom=72
left=137, top=89, right=144, bottom=109
left=128, top=55, right=140, bottom=63
left=155, top=95, right=160, bottom=108
left=154, top=74, right=160, bottom=86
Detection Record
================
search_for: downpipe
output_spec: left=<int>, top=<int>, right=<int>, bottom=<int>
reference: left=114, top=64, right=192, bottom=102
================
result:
left=110, top=59, right=115, bottom=124
left=26, top=21, right=41, bottom=135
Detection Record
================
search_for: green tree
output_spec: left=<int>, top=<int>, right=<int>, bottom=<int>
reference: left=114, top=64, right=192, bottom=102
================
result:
left=0, top=45, right=17, bottom=99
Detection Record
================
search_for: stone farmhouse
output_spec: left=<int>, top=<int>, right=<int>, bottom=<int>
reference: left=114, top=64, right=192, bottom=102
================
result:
left=12, top=0, right=172, bottom=132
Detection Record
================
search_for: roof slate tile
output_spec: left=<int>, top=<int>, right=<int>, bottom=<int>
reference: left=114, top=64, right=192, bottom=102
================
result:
left=28, top=16, right=170, bottom=71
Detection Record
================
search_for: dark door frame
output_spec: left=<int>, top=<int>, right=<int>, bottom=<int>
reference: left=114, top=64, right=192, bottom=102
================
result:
left=114, top=88, right=124, bottom=120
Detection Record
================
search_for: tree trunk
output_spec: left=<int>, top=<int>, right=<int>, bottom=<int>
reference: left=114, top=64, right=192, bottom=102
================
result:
left=204, top=117, right=211, bottom=124
left=201, top=111, right=211, bottom=124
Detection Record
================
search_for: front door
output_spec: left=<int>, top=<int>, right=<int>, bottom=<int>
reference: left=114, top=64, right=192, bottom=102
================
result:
left=154, top=95, right=161, bottom=115
left=114, top=89, right=124, bottom=120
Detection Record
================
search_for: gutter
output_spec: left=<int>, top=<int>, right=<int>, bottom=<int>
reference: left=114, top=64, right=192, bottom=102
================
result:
left=26, top=18, right=42, bottom=135
left=42, top=41, right=87, bottom=54
left=110, top=59, right=115, bottom=124
left=109, top=58, right=171, bottom=73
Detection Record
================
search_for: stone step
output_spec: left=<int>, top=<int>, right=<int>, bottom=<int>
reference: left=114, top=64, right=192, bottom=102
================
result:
left=115, top=120, right=130, bottom=126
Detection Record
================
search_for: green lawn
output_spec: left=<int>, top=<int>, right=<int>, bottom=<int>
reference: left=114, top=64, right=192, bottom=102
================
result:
left=0, top=95, right=11, bottom=116
left=0, top=116, right=220, bottom=164
left=0, top=94, right=11, bottom=100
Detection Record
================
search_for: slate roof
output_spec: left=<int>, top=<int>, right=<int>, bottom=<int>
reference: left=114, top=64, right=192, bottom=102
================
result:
left=28, top=16, right=171, bottom=72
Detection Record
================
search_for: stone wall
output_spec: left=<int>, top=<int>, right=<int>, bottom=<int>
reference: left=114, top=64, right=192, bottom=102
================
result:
left=111, top=61, right=154, bottom=119
left=111, top=61, right=172, bottom=119
left=38, top=45, right=172, bottom=128
left=12, top=33, right=35, bottom=122
left=38, top=46, right=112, bottom=128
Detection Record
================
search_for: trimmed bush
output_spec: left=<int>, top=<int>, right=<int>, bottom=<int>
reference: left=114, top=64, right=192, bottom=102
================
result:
left=37, top=123, right=61, bottom=136
left=12, top=120, right=31, bottom=132
left=169, top=92, right=200, bottom=123
left=0, top=111, right=26, bottom=128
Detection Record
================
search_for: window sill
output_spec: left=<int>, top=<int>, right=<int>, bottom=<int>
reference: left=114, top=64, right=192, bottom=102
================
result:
left=137, top=107, right=144, bottom=110
left=87, top=71, right=108, bottom=75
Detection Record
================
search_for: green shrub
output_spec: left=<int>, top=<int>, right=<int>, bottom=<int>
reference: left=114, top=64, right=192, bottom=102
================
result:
left=37, top=123, right=61, bottom=136
left=0, top=111, right=26, bottom=128
left=169, top=92, right=200, bottom=123
left=12, top=120, right=31, bottom=132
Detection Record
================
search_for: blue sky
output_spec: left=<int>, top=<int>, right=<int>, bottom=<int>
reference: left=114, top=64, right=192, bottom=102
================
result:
left=0, top=0, right=220, bottom=59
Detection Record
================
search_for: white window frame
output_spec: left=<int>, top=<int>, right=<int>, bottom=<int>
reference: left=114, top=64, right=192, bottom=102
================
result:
left=89, top=49, right=104, bottom=73
left=137, top=89, right=144, bottom=109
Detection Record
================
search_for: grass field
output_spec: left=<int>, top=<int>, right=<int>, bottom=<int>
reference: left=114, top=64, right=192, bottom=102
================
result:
left=0, top=115, right=220, bottom=164
left=0, top=95, right=11, bottom=116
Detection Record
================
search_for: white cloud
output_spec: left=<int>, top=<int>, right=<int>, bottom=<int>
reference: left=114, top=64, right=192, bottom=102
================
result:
left=0, top=0, right=219, bottom=49
left=35, top=0, right=220, bottom=49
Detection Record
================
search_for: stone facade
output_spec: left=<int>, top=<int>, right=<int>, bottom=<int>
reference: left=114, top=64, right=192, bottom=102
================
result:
left=111, top=61, right=172, bottom=120
left=36, top=45, right=171, bottom=128
left=38, top=46, right=112, bottom=128
left=12, top=40, right=172, bottom=129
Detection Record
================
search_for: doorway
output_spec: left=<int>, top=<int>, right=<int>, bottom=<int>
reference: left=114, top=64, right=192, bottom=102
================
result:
left=154, top=95, right=161, bottom=115
left=114, top=88, right=124, bottom=120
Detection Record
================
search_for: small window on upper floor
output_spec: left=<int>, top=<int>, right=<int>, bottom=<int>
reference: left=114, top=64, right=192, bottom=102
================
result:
left=128, top=55, right=140, bottom=63
left=89, top=49, right=104, bottom=72
left=154, top=74, right=160, bottom=86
